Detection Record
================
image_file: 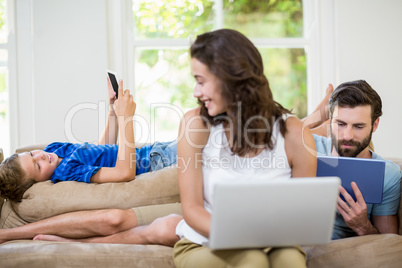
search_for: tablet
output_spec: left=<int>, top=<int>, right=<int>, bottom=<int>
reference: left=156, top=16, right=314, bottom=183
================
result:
left=317, top=156, right=385, bottom=204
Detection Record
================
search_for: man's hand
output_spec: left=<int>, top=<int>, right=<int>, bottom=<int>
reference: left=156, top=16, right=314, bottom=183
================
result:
left=337, top=182, right=379, bottom=236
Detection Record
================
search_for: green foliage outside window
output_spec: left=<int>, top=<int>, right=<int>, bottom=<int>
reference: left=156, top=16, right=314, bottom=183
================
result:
left=0, top=72, right=6, bottom=118
left=133, top=0, right=307, bottom=141
left=223, top=0, right=303, bottom=38
left=0, top=0, right=6, bottom=118
left=0, top=0, right=5, bottom=32
left=133, top=0, right=214, bottom=39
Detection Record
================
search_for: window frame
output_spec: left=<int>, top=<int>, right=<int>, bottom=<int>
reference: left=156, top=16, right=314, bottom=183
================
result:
left=108, top=0, right=336, bottom=117
left=0, top=0, right=18, bottom=156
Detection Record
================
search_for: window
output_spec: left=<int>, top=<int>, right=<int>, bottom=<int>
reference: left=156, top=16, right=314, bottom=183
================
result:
left=131, top=0, right=311, bottom=143
left=0, top=0, right=9, bottom=157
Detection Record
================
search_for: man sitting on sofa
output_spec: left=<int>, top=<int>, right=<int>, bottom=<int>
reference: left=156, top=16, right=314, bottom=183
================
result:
left=1, top=80, right=400, bottom=245
left=311, top=80, right=401, bottom=239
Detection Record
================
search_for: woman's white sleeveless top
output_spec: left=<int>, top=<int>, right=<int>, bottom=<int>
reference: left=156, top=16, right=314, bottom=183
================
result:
left=176, top=114, right=294, bottom=245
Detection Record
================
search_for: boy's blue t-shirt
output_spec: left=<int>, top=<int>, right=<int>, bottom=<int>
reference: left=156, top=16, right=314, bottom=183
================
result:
left=313, top=135, right=401, bottom=240
left=44, top=142, right=152, bottom=183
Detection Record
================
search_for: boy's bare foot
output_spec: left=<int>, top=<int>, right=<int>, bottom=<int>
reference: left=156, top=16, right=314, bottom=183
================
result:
left=305, top=84, right=334, bottom=129
left=314, top=83, right=334, bottom=117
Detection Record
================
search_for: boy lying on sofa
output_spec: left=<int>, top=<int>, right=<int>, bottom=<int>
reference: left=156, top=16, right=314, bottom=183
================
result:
left=0, top=77, right=177, bottom=202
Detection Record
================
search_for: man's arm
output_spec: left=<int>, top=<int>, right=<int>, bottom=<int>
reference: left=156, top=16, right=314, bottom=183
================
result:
left=91, top=80, right=137, bottom=183
left=98, top=76, right=118, bottom=145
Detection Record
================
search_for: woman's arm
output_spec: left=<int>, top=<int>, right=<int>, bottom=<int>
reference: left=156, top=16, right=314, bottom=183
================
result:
left=91, top=80, right=137, bottom=183
left=98, top=76, right=119, bottom=145
left=284, top=116, right=317, bottom=178
left=177, top=108, right=211, bottom=237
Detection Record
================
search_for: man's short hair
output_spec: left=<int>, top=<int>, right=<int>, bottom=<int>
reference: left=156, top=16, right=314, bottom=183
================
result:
left=329, top=80, right=383, bottom=124
left=0, top=154, right=36, bottom=202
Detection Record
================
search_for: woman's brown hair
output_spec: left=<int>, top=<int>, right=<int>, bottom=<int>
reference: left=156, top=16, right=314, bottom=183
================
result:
left=190, top=29, right=291, bottom=156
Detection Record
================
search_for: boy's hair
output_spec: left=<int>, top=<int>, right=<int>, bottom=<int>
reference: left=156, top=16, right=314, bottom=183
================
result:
left=329, top=80, right=383, bottom=125
left=0, top=154, right=36, bottom=202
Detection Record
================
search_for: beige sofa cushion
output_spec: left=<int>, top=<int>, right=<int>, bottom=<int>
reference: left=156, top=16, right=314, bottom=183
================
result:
left=0, top=200, right=29, bottom=228
left=0, top=240, right=175, bottom=268
left=1, top=233, right=402, bottom=268
left=304, top=234, right=402, bottom=268
left=9, top=166, right=179, bottom=223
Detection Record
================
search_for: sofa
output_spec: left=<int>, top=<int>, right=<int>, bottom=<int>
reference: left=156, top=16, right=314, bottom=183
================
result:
left=1, top=145, right=402, bottom=268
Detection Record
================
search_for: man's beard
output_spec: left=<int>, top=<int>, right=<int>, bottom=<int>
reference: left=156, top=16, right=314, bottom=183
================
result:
left=331, top=128, right=373, bottom=157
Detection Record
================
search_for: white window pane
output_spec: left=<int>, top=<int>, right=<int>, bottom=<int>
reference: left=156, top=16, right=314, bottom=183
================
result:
left=260, top=48, right=307, bottom=118
left=223, top=0, right=304, bottom=38
left=0, top=0, right=6, bottom=44
left=131, top=0, right=308, bottom=140
left=134, top=48, right=196, bottom=143
left=0, top=48, right=7, bottom=62
left=133, top=0, right=215, bottom=39
left=0, top=67, right=9, bottom=157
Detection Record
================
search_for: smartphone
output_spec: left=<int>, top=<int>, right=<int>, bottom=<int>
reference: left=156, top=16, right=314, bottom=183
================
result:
left=107, top=70, right=119, bottom=99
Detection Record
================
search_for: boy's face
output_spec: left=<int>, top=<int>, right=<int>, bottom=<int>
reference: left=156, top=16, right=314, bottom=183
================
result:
left=18, top=150, right=60, bottom=182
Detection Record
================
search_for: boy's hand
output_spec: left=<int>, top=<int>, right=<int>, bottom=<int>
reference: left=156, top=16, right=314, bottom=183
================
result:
left=107, top=75, right=117, bottom=105
left=114, top=80, right=136, bottom=119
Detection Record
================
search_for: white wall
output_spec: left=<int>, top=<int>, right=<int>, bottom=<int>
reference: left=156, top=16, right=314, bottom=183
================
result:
left=12, top=0, right=108, bottom=151
left=334, top=0, right=402, bottom=158
left=10, top=0, right=402, bottom=158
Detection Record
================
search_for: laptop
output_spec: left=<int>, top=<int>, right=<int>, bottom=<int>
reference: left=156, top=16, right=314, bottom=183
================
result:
left=317, top=156, right=385, bottom=204
left=206, top=177, right=340, bottom=250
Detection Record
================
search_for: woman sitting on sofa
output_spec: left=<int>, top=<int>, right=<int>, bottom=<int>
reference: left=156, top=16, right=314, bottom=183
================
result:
left=172, top=29, right=316, bottom=268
